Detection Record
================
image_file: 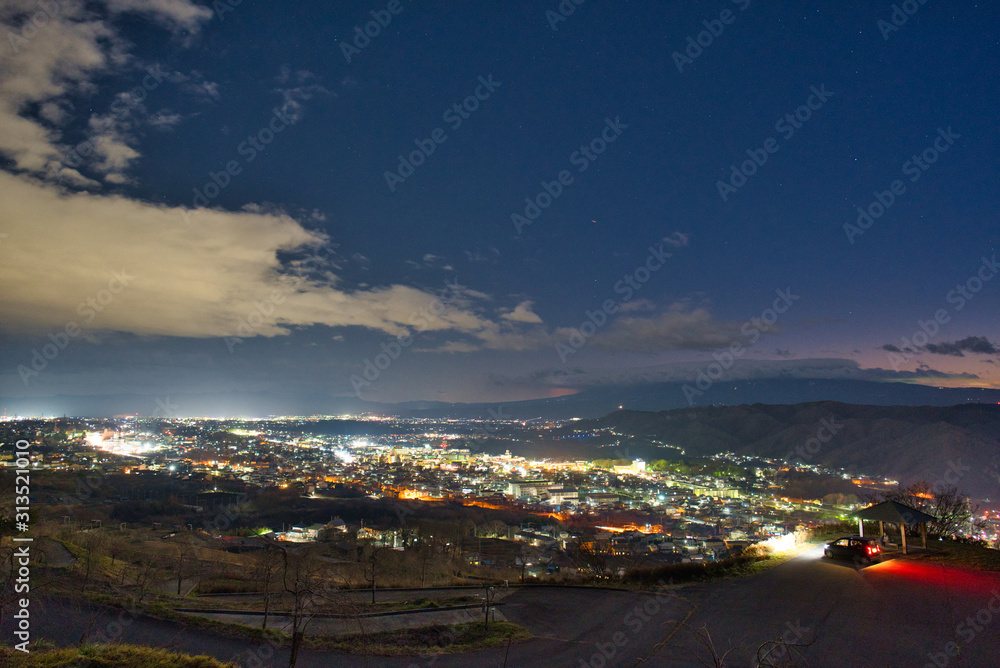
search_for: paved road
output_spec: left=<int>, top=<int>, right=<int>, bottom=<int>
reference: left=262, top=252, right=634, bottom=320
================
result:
left=2, top=587, right=681, bottom=667
left=647, top=546, right=1000, bottom=668
left=8, top=549, right=999, bottom=667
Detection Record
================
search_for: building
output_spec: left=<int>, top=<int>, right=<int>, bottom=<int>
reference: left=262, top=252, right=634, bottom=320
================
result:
left=613, top=459, right=646, bottom=476
left=507, top=480, right=551, bottom=498
left=541, top=487, right=578, bottom=505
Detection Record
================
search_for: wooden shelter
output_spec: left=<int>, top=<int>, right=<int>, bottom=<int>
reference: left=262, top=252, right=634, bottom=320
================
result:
left=852, top=501, right=936, bottom=554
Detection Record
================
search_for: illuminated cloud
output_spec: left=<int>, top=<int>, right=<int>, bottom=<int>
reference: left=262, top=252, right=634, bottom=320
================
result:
left=589, top=306, right=767, bottom=353
left=0, top=0, right=211, bottom=184
left=501, top=300, right=543, bottom=324
left=0, top=171, right=514, bottom=340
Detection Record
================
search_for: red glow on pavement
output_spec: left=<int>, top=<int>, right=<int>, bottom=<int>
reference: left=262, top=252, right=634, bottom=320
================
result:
left=872, top=558, right=1000, bottom=594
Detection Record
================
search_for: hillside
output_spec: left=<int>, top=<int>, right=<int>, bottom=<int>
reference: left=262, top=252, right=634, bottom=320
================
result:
left=584, top=402, right=1000, bottom=500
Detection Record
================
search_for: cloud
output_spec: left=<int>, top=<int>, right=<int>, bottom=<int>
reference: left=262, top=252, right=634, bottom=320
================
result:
left=272, top=69, right=330, bottom=124
left=104, top=0, right=212, bottom=33
left=421, top=301, right=776, bottom=356
left=618, top=298, right=656, bottom=313
left=464, top=248, right=500, bottom=264
left=0, top=0, right=212, bottom=184
left=406, top=253, right=454, bottom=271
left=924, top=336, right=998, bottom=357
left=488, top=367, right=585, bottom=387
left=881, top=335, right=997, bottom=357
left=0, top=171, right=521, bottom=340
left=489, top=357, right=979, bottom=390
left=177, top=74, right=221, bottom=101
left=588, top=305, right=770, bottom=353
left=149, top=110, right=183, bottom=128
left=501, top=300, right=543, bottom=324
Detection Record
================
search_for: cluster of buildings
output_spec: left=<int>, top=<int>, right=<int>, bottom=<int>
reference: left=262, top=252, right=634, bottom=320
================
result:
left=6, top=415, right=998, bottom=563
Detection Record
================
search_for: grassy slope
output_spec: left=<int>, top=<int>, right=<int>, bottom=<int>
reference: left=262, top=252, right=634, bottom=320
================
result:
left=0, top=644, right=234, bottom=667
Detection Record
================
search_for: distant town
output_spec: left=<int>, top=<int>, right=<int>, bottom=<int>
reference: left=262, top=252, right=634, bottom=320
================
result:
left=4, top=413, right=997, bottom=576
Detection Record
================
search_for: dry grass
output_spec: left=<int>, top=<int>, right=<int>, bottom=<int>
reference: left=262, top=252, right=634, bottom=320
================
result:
left=0, top=644, right=234, bottom=667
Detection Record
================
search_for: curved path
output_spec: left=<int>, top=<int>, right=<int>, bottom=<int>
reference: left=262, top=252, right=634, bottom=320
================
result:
left=7, top=548, right=999, bottom=667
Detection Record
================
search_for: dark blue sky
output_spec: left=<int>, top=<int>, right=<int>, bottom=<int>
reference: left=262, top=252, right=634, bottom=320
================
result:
left=1, top=0, right=997, bottom=415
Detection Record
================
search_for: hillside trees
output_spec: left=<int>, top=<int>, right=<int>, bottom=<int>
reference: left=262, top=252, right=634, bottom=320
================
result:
left=862, top=482, right=983, bottom=536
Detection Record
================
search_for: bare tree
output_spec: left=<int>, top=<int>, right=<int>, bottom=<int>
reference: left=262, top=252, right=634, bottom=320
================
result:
left=280, top=544, right=328, bottom=668
left=78, top=530, right=105, bottom=592
left=104, top=533, right=128, bottom=567
left=131, top=555, right=163, bottom=603
left=863, top=482, right=982, bottom=536
left=361, top=543, right=385, bottom=604
left=409, top=541, right=434, bottom=588
left=253, top=543, right=283, bottom=631
left=486, top=519, right=508, bottom=539
left=514, top=542, right=530, bottom=583
left=571, top=534, right=613, bottom=579
left=171, top=539, right=200, bottom=596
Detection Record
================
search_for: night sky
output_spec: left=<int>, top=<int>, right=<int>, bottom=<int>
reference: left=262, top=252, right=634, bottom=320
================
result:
left=1, top=0, right=998, bottom=416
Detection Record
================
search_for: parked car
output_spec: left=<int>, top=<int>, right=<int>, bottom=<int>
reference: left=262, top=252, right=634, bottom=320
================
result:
left=824, top=536, right=881, bottom=564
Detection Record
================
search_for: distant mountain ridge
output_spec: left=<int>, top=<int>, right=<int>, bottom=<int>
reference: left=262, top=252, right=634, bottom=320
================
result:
left=391, top=379, right=1000, bottom=420
left=7, top=378, right=1000, bottom=419
left=579, top=401, right=1000, bottom=501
